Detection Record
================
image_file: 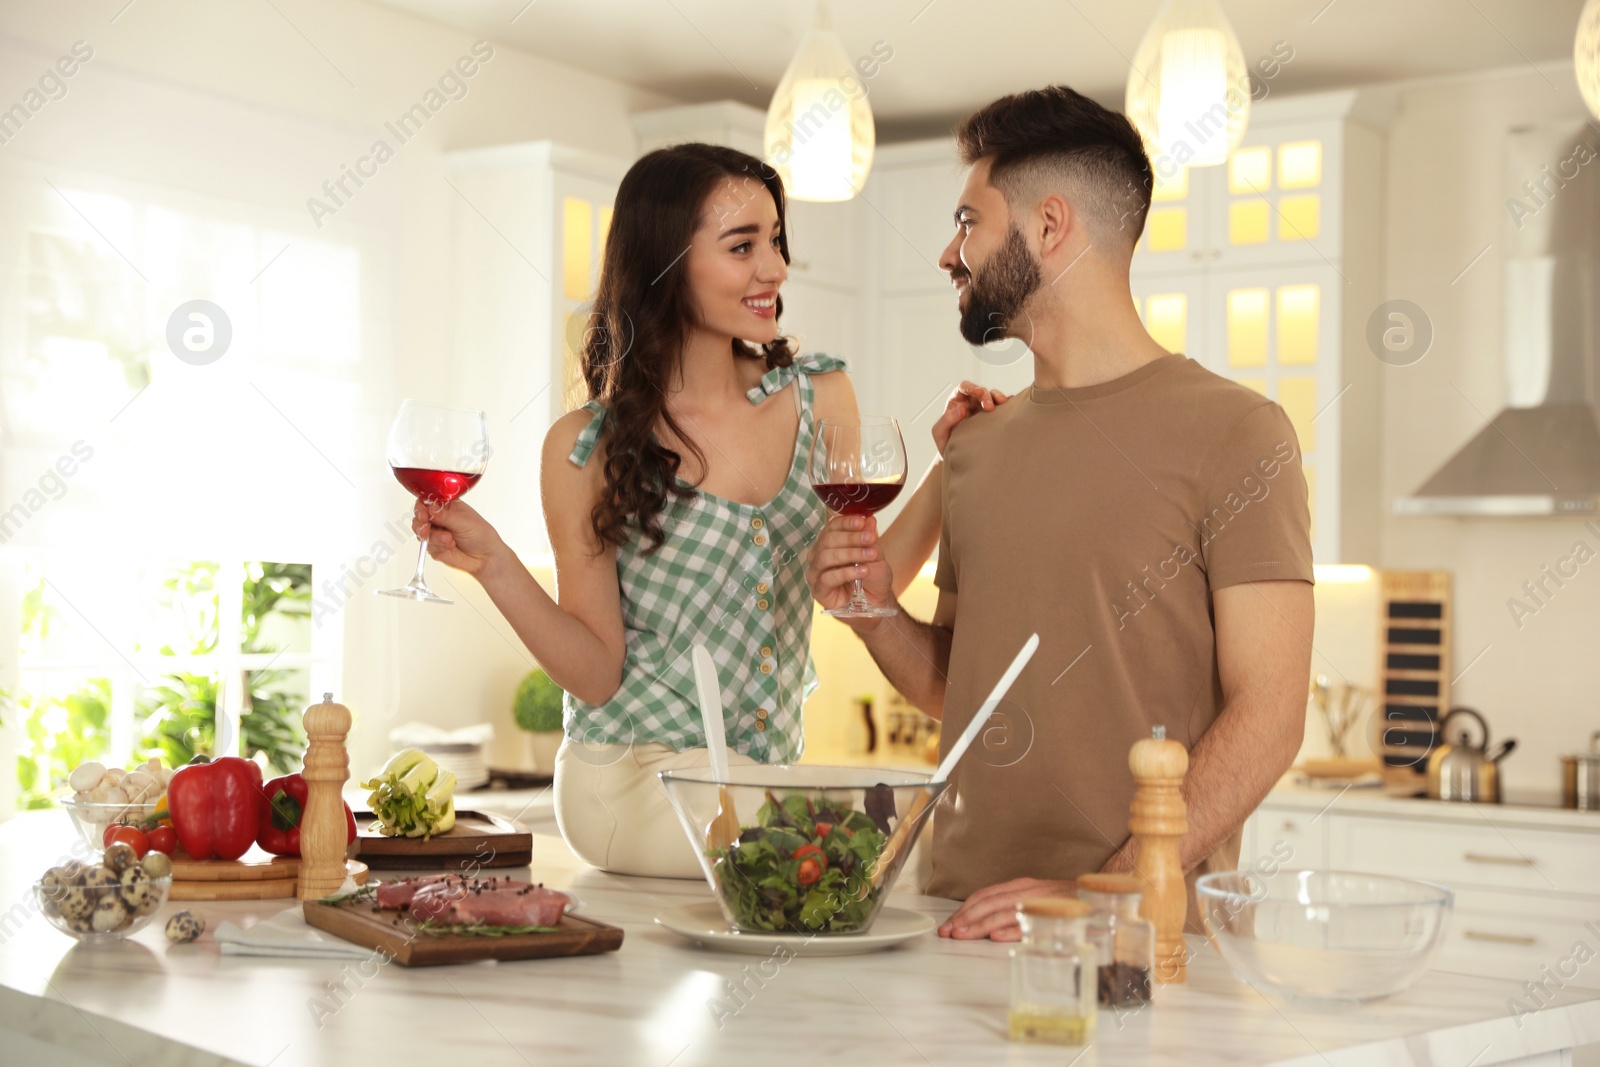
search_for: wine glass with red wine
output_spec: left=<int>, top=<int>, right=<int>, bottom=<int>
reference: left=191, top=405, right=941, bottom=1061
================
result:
left=809, top=415, right=907, bottom=618
left=380, top=399, right=489, bottom=605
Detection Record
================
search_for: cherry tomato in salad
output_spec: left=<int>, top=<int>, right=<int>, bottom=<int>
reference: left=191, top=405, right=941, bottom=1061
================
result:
left=814, top=822, right=833, bottom=838
left=793, top=843, right=827, bottom=868
left=106, top=825, right=150, bottom=858
left=146, top=825, right=178, bottom=855
left=797, top=858, right=823, bottom=886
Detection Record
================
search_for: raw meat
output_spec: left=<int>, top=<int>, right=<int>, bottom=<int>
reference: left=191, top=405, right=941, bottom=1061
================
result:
left=452, top=885, right=571, bottom=927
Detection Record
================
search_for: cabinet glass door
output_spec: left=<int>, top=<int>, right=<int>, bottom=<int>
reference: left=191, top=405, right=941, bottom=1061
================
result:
left=1130, top=163, right=1214, bottom=278
left=1208, top=119, right=1344, bottom=268
left=1203, top=264, right=1342, bottom=562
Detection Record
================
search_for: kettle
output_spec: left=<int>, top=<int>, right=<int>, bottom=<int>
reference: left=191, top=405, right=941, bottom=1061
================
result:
left=1426, top=707, right=1516, bottom=803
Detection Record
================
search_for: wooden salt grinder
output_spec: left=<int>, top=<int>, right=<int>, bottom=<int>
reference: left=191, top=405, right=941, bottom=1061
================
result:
left=1129, top=724, right=1189, bottom=983
left=296, top=692, right=353, bottom=901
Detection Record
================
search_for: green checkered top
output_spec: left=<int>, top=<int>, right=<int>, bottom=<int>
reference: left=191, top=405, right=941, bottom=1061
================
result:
left=563, top=352, right=848, bottom=764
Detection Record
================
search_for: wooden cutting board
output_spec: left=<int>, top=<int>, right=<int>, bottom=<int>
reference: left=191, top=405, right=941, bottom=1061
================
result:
left=170, top=846, right=299, bottom=882
left=301, top=898, right=623, bottom=966
left=352, top=810, right=533, bottom=870
left=169, top=850, right=369, bottom=901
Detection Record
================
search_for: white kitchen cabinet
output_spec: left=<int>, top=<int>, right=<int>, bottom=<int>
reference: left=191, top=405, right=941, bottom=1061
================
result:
left=779, top=279, right=859, bottom=366
left=1240, top=800, right=1329, bottom=869
left=1245, top=791, right=1600, bottom=983
left=1328, top=812, right=1600, bottom=898
left=1129, top=90, right=1388, bottom=564
left=445, top=141, right=628, bottom=555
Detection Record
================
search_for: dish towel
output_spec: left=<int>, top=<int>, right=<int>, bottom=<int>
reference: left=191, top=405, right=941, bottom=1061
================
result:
left=214, top=876, right=371, bottom=959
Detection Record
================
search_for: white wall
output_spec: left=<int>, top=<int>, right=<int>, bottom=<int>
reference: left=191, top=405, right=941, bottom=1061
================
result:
left=1381, top=59, right=1599, bottom=795
left=0, top=0, right=678, bottom=783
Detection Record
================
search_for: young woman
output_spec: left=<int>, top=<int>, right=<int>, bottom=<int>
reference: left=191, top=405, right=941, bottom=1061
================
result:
left=413, top=143, right=1003, bottom=878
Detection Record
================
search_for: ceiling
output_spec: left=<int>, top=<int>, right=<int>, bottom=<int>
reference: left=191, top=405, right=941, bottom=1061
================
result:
left=373, top=0, right=1586, bottom=139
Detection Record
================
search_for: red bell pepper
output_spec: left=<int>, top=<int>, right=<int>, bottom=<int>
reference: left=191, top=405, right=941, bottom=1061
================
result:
left=258, top=772, right=357, bottom=857
left=167, top=756, right=263, bottom=861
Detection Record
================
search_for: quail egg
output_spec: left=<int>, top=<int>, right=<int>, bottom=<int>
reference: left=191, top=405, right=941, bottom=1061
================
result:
left=102, top=841, right=138, bottom=874
left=83, top=866, right=119, bottom=890
left=90, top=893, right=130, bottom=933
left=164, top=910, right=205, bottom=944
left=118, top=866, right=155, bottom=910
left=140, top=852, right=173, bottom=880
left=55, top=886, right=96, bottom=922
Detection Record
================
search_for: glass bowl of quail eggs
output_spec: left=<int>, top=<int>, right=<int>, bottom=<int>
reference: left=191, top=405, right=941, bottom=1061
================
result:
left=36, top=841, right=173, bottom=942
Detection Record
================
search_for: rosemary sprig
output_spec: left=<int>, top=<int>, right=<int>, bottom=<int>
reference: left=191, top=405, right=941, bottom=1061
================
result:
left=415, top=919, right=561, bottom=938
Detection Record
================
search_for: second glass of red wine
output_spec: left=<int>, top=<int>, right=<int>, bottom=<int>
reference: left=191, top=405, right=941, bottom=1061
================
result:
left=380, top=399, right=489, bottom=605
left=809, top=415, right=907, bottom=618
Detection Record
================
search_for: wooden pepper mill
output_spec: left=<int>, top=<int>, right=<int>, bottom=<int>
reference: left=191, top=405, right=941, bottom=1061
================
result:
left=1129, top=724, right=1189, bottom=983
left=296, top=692, right=352, bottom=901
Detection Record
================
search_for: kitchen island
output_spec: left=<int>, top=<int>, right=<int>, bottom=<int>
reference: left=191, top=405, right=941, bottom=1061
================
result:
left=2, top=810, right=1597, bottom=1067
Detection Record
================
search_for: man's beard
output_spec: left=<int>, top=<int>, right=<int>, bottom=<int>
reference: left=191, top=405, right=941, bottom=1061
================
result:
left=956, top=225, right=1042, bottom=347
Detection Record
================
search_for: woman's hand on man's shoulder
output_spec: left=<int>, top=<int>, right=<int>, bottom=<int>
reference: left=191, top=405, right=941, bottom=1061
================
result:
left=932, top=381, right=1009, bottom=457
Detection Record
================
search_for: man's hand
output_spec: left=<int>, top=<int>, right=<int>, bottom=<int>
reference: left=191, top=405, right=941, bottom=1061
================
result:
left=937, top=877, right=1078, bottom=941
left=932, top=381, right=1009, bottom=457
left=806, top=513, right=895, bottom=625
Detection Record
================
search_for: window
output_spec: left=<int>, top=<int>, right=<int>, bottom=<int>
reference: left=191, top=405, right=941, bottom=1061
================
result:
left=12, top=558, right=315, bottom=809
left=2, top=175, right=377, bottom=809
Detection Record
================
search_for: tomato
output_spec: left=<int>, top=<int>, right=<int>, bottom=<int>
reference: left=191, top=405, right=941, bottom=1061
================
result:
left=106, top=825, right=149, bottom=858
left=814, top=822, right=833, bottom=838
left=146, top=826, right=178, bottom=855
left=793, top=843, right=827, bottom=868
left=797, top=858, right=822, bottom=886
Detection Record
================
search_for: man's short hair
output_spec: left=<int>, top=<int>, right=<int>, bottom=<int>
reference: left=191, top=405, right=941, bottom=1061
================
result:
left=954, top=86, right=1154, bottom=253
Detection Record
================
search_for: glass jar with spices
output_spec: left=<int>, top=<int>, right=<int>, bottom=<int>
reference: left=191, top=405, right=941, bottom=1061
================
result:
left=1008, top=898, right=1096, bottom=1045
left=1078, top=872, right=1155, bottom=1008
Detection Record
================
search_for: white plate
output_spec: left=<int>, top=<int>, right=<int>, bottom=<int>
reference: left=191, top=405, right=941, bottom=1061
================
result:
left=654, top=903, right=935, bottom=956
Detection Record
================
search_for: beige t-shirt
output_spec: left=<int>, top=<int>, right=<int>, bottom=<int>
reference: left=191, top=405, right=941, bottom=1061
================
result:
left=928, top=354, right=1313, bottom=922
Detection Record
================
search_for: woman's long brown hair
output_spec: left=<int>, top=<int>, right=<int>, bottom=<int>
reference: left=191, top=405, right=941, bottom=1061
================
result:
left=582, top=143, right=796, bottom=554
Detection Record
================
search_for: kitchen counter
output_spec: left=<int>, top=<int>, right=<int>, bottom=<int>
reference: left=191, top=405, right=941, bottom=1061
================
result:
left=2, top=811, right=1598, bottom=1067
left=1263, top=777, right=1600, bottom=831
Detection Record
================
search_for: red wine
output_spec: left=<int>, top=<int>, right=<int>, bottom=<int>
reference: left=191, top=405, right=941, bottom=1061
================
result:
left=813, top=481, right=904, bottom=515
left=393, top=466, right=482, bottom=505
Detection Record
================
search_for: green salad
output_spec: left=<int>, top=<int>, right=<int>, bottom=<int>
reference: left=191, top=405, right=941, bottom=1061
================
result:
left=711, top=788, right=894, bottom=934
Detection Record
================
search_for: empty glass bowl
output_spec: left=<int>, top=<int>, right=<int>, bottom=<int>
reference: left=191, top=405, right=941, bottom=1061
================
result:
left=659, top=765, right=943, bottom=936
left=36, top=873, right=173, bottom=942
left=1196, top=870, right=1453, bottom=999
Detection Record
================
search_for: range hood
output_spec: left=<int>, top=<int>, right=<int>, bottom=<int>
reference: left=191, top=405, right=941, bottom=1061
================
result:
left=1396, top=122, right=1600, bottom=517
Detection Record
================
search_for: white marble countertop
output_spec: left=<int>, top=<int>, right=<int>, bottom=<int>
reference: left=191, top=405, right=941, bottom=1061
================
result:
left=1262, top=777, right=1600, bottom=831
left=1, top=811, right=1597, bottom=1067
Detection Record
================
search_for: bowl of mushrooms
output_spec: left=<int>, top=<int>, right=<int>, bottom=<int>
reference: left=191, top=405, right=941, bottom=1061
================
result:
left=59, top=758, right=174, bottom=854
left=36, top=843, right=173, bottom=942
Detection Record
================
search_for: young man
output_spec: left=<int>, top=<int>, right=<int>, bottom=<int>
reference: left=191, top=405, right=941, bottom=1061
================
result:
left=807, top=86, right=1315, bottom=940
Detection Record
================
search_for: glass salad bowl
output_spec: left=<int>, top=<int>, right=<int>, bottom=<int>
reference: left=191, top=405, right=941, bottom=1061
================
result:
left=660, top=765, right=944, bottom=936
left=1196, top=870, right=1453, bottom=1000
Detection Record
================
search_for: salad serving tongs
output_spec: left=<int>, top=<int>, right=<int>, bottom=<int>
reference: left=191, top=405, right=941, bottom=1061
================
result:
left=692, top=644, right=741, bottom=853
left=869, top=632, right=1040, bottom=890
